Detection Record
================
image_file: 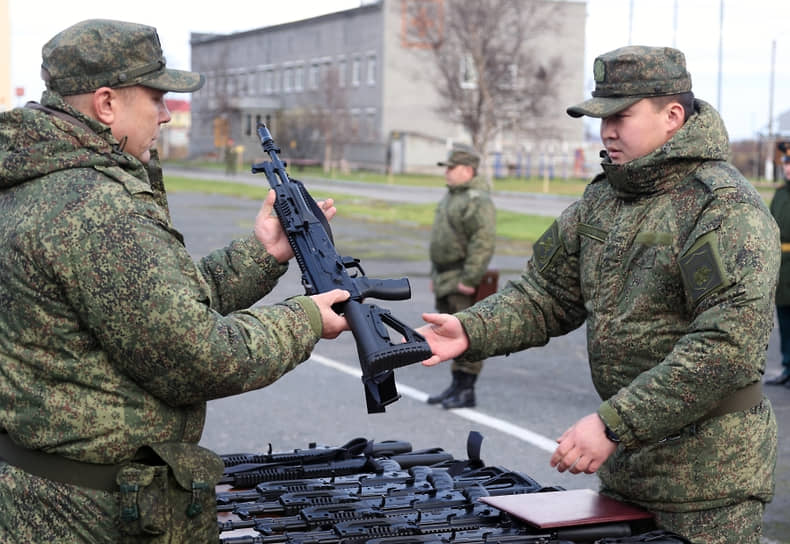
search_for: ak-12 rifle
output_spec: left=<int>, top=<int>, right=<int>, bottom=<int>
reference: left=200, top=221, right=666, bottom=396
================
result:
left=252, top=124, right=431, bottom=413
left=219, top=516, right=633, bottom=544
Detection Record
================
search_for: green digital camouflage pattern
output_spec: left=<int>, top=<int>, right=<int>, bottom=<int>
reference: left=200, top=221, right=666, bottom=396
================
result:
left=429, top=176, right=496, bottom=298
left=437, top=144, right=480, bottom=168
left=0, top=90, right=324, bottom=537
left=769, top=182, right=790, bottom=305
left=568, top=45, right=692, bottom=119
left=456, top=100, right=779, bottom=515
left=42, top=19, right=204, bottom=95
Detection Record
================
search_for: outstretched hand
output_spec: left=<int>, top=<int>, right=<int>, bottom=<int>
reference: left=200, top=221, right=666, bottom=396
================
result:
left=415, top=313, right=470, bottom=366
left=309, top=289, right=350, bottom=339
left=254, top=190, right=336, bottom=263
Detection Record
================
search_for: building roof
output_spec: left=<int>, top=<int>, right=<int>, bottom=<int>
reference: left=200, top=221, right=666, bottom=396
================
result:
left=166, top=99, right=190, bottom=113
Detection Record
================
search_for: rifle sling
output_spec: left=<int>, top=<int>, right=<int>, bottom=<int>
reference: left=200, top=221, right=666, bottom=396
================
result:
left=0, top=431, right=123, bottom=492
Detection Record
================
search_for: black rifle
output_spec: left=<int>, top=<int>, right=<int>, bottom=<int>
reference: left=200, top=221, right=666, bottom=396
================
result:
left=219, top=516, right=631, bottom=544
left=219, top=450, right=453, bottom=488
left=221, top=438, right=412, bottom=468
left=252, top=124, right=432, bottom=413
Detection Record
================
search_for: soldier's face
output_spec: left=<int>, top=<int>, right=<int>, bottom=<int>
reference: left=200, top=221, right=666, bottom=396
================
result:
left=599, top=99, right=674, bottom=164
left=445, top=164, right=474, bottom=185
left=784, top=161, right=790, bottom=181
left=111, top=86, right=172, bottom=163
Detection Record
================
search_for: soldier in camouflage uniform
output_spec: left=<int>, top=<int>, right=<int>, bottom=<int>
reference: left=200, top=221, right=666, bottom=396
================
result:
left=0, top=20, right=349, bottom=543
left=765, top=143, right=790, bottom=386
left=426, top=144, right=496, bottom=409
left=418, top=46, right=778, bottom=543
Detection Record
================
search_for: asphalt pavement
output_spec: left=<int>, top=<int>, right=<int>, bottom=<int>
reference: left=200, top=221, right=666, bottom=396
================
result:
left=162, top=176, right=789, bottom=543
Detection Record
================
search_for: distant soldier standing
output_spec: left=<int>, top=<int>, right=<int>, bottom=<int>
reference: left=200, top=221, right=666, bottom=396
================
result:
left=766, top=142, right=790, bottom=387
left=426, top=144, right=496, bottom=409
left=418, top=46, right=778, bottom=543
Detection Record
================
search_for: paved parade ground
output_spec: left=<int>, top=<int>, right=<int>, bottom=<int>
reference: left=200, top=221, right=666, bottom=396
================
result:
left=164, top=183, right=789, bottom=543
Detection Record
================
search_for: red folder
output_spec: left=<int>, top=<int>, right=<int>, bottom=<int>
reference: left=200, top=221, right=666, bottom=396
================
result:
left=479, top=489, right=653, bottom=529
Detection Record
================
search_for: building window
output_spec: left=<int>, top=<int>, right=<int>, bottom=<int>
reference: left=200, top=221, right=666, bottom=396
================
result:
left=245, top=114, right=252, bottom=136
left=367, top=54, right=376, bottom=86
left=351, top=56, right=361, bottom=87
left=283, top=67, right=293, bottom=92
left=338, top=58, right=346, bottom=88
left=264, top=70, right=272, bottom=94
left=460, top=54, right=477, bottom=89
left=294, top=64, right=304, bottom=92
left=310, top=62, right=320, bottom=90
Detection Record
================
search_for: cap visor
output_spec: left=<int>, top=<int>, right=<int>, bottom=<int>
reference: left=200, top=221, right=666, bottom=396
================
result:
left=566, top=96, right=641, bottom=118
left=143, top=69, right=205, bottom=93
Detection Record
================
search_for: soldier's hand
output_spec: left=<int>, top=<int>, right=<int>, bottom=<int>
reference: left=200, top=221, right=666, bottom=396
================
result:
left=416, top=313, right=470, bottom=366
left=550, top=413, right=617, bottom=474
left=309, top=289, right=350, bottom=339
left=255, top=191, right=336, bottom=263
left=456, top=282, right=476, bottom=296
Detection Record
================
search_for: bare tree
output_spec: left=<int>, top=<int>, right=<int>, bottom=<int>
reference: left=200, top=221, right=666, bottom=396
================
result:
left=408, top=0, right=563, bottom=170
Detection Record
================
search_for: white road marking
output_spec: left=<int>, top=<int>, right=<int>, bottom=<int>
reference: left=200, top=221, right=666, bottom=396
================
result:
left=310, top=353, right=557, bottom=453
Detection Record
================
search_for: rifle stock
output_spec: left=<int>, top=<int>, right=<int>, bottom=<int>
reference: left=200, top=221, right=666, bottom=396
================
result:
left=252, top=124, right=431, bottom=413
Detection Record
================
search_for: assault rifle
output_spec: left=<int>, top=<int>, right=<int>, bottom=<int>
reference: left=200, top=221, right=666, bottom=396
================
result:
left=218, top=449, right=453, bottom=488
left=219, top=516, right=633, bottom=544
left=252, top=124, right=432, bottom=413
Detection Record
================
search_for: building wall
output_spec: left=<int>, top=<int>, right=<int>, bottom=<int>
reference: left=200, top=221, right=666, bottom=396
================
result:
left=190, top=4, right=385, bottom=163
left=0, top=0, right=11, bottom=112
left=189, top=0, right=586, bottom=173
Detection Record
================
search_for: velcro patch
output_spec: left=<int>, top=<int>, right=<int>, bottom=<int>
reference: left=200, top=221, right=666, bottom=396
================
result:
left=533, top=221, right=562, bottom=272
left=679, top=233, right=727, bottom=305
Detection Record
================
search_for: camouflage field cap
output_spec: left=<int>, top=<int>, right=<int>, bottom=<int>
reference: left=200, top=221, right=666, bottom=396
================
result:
left=41, top=19, right=205, bottom=96
left=567, top=46, right=692, bottom=118
left=438, top=143, right=480, bottom=168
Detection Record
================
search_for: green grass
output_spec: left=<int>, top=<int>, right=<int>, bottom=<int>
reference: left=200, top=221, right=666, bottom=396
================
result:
left=163, top=176, right=553, bottom=243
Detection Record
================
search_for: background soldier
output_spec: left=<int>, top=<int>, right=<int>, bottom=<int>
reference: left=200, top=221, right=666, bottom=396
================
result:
left=418, top=46, right=778, bottom=543
left=426, top=144, right=496, bottom=409
left=766, top=141, right=790, bottom=387
left=0, top=19, right=348, bottom=542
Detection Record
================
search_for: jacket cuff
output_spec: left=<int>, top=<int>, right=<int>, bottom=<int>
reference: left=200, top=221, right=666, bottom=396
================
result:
left=598, top=400, right=636, bottom=448
left=455, top=310, right=486, bottom=361
left=242, top=233, right=289, bottom=276
left=283, top=295, right=323, bottom=337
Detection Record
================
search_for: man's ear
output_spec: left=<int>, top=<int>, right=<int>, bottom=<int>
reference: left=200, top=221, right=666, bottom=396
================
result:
left=92, top=87, right=118, bottom=125
left=665, top=101, right=686, bottom=134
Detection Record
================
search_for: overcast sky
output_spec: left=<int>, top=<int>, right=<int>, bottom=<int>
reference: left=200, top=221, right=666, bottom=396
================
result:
left=7, top=0, right=790, bottom=141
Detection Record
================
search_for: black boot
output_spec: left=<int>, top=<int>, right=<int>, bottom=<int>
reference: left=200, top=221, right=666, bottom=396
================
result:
left=427, top=371, right=461, bottom=404
left=442, top=371, right=477, bottom=409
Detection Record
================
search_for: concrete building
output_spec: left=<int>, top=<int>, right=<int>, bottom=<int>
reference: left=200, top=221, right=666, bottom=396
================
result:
left=0, top=0, right=11, bottom=112
left=189, top=0, right=586, bottom=174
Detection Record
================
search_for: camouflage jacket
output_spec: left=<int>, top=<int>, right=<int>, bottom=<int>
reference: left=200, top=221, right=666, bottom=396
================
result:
left=0, top=92, right=323, bottom=464
left=770, top=183, right=790, bottom=305
left=457, top=100, right=779, bottom=511
left=429, top=177, right=496, bottom=297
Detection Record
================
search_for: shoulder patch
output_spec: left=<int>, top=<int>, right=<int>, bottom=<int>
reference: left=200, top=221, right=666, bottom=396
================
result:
left=678, top=230, right=729, bottom=305
left=533, top=221, right=562, bottom=272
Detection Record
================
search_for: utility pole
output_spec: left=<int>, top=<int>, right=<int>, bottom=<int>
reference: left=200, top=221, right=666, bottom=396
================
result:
left=716, top=0, right=724, bottom=113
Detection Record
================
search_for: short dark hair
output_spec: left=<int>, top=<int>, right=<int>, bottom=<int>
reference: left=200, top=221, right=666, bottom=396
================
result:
left=649, top=91, right=695, bottom=122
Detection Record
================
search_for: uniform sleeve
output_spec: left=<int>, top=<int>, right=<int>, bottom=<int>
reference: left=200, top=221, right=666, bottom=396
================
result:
left=599, top=199, right=780, bottom=447
left=55, top=205, right=321, bottom=407
left=456, top=202, right=588, bottom=361
left=459, top=195, right=496, bottom=287
left=197, top=233, right=289, bottom=315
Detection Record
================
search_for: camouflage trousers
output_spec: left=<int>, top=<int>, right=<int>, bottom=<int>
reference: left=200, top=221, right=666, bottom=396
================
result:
left=653, top=499, right=765, bottom=544
left=437, top=293, right=483, bottom=375
left=0, top=461, right=219, bottom=543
